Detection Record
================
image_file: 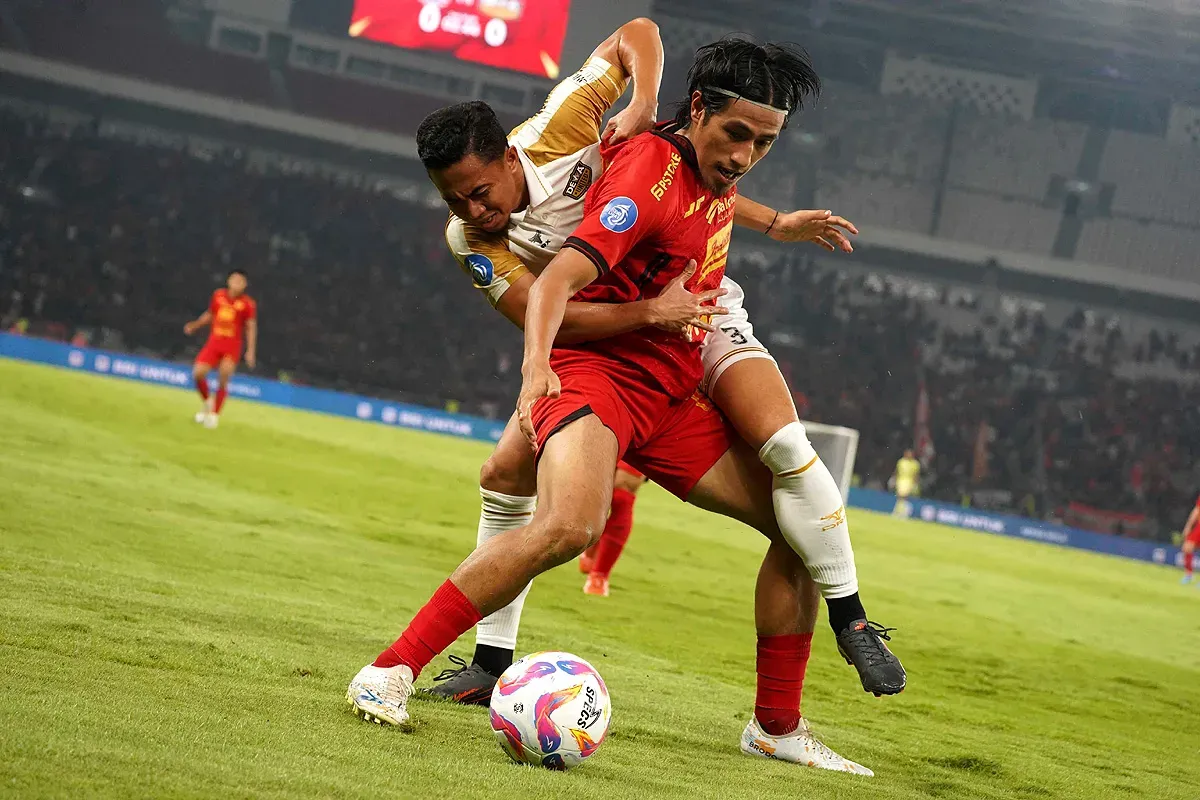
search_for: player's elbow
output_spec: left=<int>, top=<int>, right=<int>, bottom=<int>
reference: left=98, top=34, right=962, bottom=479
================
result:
left=623, top=17, right=659, bottom=37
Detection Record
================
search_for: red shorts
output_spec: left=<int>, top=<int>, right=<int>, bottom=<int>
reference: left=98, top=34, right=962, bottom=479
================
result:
left=195, top=338, right=242, bottom=368
left=530, top=353, right=733, bottom=499
left=1186, top=524, right=1200, bottom=546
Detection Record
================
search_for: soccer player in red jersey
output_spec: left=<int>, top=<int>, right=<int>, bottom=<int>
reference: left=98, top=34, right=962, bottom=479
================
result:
left=183, top=269, right=257, bottom=429
left=578, top=461, right=646, bottom=596
left=348, top=39, right=899, bottom=772
left=1179, top=494, right=1200, bottom=584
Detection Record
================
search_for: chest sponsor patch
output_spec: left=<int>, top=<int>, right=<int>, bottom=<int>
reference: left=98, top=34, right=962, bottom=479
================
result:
left=563, top=161, right=593, bottom=200
left=600, top=197, right=638, bottom=233
left=465, top=253, right=494, bottom=286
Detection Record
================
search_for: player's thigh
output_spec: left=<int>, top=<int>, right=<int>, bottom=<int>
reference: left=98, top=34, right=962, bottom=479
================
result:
left=708, top=356, right=798, bottom=452
left=217, top=356, right=237, bottom=383
left=533, top=414, right=620, bottom=553
left=613, top=463, right=646, bottom=495
left=192, top=356, right=213, bottom=379
left=1184, top=539, right=1197, bottom=555
left=685, top=437, right=781, bottom=541
left=480, top=413, right=538, bottom=496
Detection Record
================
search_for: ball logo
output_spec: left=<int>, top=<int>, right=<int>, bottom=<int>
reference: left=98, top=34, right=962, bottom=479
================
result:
left=68, top=351, right=85, bottom=368
left=600, top=197, right=638, bottom=233
left=465, top=253, right=494, bottom=287
left=94, top=355, right=111, bottom=373
left=920, top=505, right=936, bottom=521
left=355, top=402, right=372, bottom=419
left=381, top=407, right=398, bottom=424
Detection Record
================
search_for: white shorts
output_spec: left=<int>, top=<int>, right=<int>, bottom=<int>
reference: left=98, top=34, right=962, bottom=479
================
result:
left=699, top=276, right=776, bottom=393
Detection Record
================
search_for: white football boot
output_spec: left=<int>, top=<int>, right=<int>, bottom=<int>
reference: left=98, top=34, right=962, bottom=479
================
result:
left=346, top=663, right=414, bottom=726
left=195, top=397, right=214, bottom=424
left=203, top=413, right=219, bottom=429
left=740, top=716, right=874, bottom=776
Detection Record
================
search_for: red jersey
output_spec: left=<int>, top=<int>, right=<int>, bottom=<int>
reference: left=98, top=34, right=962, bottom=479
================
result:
left=561, top=126, right=735, bottom=399
left=207, top=289, right=256, bottom=345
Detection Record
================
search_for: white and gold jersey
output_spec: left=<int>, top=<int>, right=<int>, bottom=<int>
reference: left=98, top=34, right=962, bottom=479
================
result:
left=446, top=56, right=627, bottom=306
left=444, top=54, right=776, bottom=395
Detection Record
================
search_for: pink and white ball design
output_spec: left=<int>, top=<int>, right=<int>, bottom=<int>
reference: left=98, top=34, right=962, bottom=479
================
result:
left=488, top=651, right=612, bottom=770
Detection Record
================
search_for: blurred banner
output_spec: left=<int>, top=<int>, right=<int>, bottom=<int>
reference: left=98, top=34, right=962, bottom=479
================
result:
left=2, top=332, right=1182, bottom=569
left=850, top=487, right=1179, bottom=567
left=0, top=333, right=506, bottom=443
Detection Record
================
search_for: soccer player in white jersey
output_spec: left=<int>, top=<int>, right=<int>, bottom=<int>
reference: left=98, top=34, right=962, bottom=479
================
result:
left=414, top=21, right=902, bottom=715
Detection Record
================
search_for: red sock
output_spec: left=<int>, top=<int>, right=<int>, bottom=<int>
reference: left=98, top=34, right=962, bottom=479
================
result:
left=591, top=488, right=636, bottom=579
left=195, top=377, right=209, bottom=401
left=214, top=387, right=228, bottom=413
left=1185, top=551, right=1194, bottom=576
left=373, top=580, right=482, bottom=678
left=755, top=633, right=813, bottom=736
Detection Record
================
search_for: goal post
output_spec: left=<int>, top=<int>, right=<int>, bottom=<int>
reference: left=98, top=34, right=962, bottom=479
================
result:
left=801, top=420, right=859, bottom=503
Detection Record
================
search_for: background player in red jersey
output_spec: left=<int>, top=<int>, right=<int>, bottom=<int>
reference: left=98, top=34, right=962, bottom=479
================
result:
left=1179, top=494, right=1200, bottom=584
left=183, top=269, right=257, bottom=429
left=578, top=461, right=646, bottom=596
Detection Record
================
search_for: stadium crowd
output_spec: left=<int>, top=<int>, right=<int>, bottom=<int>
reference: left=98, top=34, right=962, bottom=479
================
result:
left=3, top=114, right=1197, bottom=540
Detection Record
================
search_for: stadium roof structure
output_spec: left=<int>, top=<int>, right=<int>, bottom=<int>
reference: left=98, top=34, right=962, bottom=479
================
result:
left=655, top=0, right=1200, bottom=101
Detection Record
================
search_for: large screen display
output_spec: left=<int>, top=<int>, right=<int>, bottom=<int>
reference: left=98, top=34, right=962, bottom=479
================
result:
left=348, top=0, right=573, bottom=79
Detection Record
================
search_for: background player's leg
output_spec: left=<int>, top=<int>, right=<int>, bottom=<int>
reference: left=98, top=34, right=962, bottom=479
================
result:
left=430, top=415, right=538, bottom=703
left=584, top=466, right=644, bottom=596
left=709, top=357, right=865, bottom=634
left=350, top=414, right=619, bottom=724
left=212, top=357, right=236, bottom=422
left=192, top=360, right=212, bottom=423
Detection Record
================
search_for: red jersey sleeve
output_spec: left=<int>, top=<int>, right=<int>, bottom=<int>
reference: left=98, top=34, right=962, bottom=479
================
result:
left=244, top=297, right=257, bottom=322
left=209, top=290, right=221, bottom=315
left=563, top=135, right=678, bottom=276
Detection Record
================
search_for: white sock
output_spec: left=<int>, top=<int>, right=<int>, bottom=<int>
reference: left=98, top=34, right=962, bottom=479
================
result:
left=759, top=421, right=859, bottom=599
left=474, top=487, right=537, bottom=650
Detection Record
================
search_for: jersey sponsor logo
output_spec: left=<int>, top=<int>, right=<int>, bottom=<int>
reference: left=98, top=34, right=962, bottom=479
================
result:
left=697, top=223, right=732, bottom=282
left=465, top=253, right=495, bottom=286
left=650, top=151, right=682, bottom=201
left=529, top=230, right=551, bottom=248
left=705, top=195, right=737, bottom=224
left=563, top=161, right=593, bottom=200
left=600, top=197, right=638, bottom=233
left=682, top=195, right=708, bottom=218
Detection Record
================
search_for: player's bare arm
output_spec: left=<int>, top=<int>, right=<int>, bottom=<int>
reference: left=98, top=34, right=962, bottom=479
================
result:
left=495, top=261, right=726, bottom=344
left=183, top=310, right=211, bottom=336
left=734, top=196, right=858, bottom=252
left=516, top=249, right=601, bottom=445
left=594, top=17, right=663, bottom=143
left=244, top=318, right=258, bottom=370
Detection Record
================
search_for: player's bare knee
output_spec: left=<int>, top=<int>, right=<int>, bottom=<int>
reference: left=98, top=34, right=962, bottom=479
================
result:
left=537, top=515, right=599, bottom=566
left=479, top=452, right=534, bottom=496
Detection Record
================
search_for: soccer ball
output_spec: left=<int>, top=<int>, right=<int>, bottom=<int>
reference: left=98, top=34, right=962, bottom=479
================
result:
left=488, top=650, right=611, bottom=770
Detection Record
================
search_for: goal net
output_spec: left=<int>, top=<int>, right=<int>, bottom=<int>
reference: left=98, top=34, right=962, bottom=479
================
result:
left=802, top=420, right=859, bottom=503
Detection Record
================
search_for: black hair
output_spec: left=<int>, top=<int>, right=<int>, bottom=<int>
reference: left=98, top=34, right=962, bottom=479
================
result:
left=228, top=269, right=247, bottom=280
left=416, top=100, right=509, bottom=171
left=672, top=36, right=821, bottom=129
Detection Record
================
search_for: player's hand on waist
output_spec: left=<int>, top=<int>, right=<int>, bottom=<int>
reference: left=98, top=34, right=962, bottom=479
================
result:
left=769, top=209, right=858, bottom=253
left=603, top=99, right=658, bottom=145
left=516, top=360, right=561, bottom=449
left=245, top=351, right=257, bottom=370
left=648, top=260, right=729, bottom=339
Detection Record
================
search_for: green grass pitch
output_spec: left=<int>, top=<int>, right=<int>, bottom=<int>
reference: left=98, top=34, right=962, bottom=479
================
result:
left=1, top=358, right=1197, bottom=800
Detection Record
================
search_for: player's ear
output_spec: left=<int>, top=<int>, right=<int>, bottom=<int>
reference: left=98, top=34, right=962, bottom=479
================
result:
left=505, top=145, right=520, bottom=167
left=689, top=90, right=706, bottom=128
